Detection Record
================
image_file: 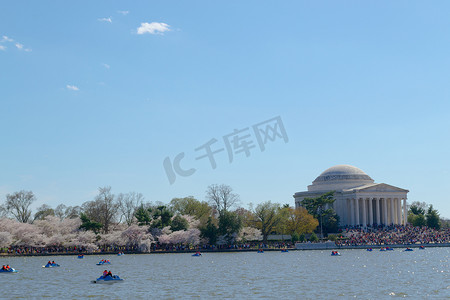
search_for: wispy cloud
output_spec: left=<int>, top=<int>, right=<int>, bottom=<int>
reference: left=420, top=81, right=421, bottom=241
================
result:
left=102, top=63, right=110, bottom=69
left=1, top=35, right=31, bottom=52
left=66, top=84, right=79, bottom=91
left=137, top=22, right=171, bottom=35
left=118, top=10, right=129, bottom=15
left=98, top=17, right=112, bottom=23
left=1, top=36, right=13, bottom=42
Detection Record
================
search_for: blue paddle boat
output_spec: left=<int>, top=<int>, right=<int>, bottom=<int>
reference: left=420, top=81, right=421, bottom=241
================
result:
left=97, top=260, right=111, bottom=265
left=366, top=248, right=373, bottom=252
left=281, top=249, right=289, bottom=253
left=77, top=255, right=84, bottom=259
left=192, top=252, right=202, bottom=257
left=91, top=275, right=124, bottom=284
left=405, top=248, right=414, bottom=251
left=331, top=251, right=341, bottom=256
left=257, top=249, right=264, bottom=253
left=0, top=267, right=18, bottom=273
left=43, top=263, right=60, bottom=268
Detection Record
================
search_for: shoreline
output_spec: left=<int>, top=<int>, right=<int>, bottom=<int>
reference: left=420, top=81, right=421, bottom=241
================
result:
left=1, top=243, right=449, bottom=257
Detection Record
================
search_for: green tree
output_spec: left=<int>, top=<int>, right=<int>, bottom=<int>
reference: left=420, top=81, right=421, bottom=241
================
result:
left=218, top=211, right=242, bottom=243
left=34, top=204, right=55, bottom=221
left=171, top=215, right=189, bottom=231
left=412, top=213, right=426, bottom=227
left=135, top=205, right=151, bottom=225
left=253, top=201, right=282, bottom=244
left=409, top=201, right=428, bottom=216
left=79, top=213, right=102, bottom=233
left=170, top=196, right=212, bottom=224
left=425, top=205, right=441, bottom=230
left=201, top=217, right=219, bottom=245
left=301, top=192, right=339, bottom=234
left=150, top=205, right=173, bottom=229
left=309, top=232, right=318, bottom=242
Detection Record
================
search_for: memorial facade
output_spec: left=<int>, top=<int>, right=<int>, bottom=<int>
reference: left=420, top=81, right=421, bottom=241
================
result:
left=294, top=165, right=409, bottom=227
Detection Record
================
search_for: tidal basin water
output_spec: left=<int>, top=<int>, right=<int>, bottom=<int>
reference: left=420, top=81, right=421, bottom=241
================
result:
left=1, top=248, right=448, bottom=299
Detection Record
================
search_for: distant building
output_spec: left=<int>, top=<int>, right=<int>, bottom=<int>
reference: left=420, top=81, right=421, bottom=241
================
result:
left=294, top=165, right=408, bottom=227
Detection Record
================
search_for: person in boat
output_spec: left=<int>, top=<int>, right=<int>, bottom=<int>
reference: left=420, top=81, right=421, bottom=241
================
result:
left=107, top=271, right=113, bottom=277
left=52, top=261, right=56, bottom=265
left=103, top=270, right=108, bottom=277
left=48, top=261, right=51, bottom=265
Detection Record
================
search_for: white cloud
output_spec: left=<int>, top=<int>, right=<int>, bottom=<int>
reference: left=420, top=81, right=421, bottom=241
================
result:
left=102, top=63, right=110, bottom=69
left=0, top=45, right=6, bottom=51
left=1, top=36, right=13, bottom=42
left=98, top=17, right=112, bottom=23
left=118, top=10, right=129, bottom=15
left=15, top=43, right=24, bottom=50
left=137, top=22, right=171, bottom=35
left=66, top=85, right=79, bottom=91
left=24, top=48, right=32, bottom=52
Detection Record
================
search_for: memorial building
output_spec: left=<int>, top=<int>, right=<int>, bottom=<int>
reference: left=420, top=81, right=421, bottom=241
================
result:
left=294, top=165, right=408, bottom=227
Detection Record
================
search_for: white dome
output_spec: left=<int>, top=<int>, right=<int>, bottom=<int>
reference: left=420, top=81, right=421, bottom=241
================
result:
left=308, top=165, right=374, bottom=192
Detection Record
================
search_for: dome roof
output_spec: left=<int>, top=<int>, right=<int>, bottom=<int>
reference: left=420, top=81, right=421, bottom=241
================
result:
left=312, top=165, right=373, bottom=184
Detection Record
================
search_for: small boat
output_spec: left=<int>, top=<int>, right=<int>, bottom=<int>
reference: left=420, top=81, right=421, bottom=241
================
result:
left=404, top=248, right=414, bottom=252
left=386, top=247, right=394, bottom=251
left=281, top=249, right=289, bottom=253
left=257, top=249, right=264, bottom=253
left=380, top=247, right=386, bottom=251
left=192, top=252, right=202, bottom=257
left=0, top=268, right=18, bottom=273
left=331, top=251, right=341, bottom=256
left=91, top=275, right=124, bottom=284
left=366, top=248, right=373, bottom=252
left=117, top=252, right=124, bottom=256
left=419, top=246, right=425, bottom=249
left=96, top=260, right=111, bottom=265
left=43, top=263, right=60, bottom=268
left=77, top=255, right=84, bottom=259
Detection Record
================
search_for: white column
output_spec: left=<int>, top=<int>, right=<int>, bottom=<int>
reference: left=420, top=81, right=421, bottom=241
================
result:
left=376, top=198, right=380, bottom=225
left=362, top=198, right=367, bottom=227
left=355, top=198, right=360, bottom=226
left=383, top=198, right=388, bottom=226
left=369, top=198, right=373, bottom=226
left=350, top=198, right=355, bottom=226
left=396, top=198, right=401, bottom=225
left=403, top=198, right=407, bottom=225
left=390, top=198, right=395, bottom=225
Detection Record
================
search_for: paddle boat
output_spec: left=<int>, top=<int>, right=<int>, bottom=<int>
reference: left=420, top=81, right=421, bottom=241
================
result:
left=43, top=262, right=60, bottom=268
left=91, top=275, right=124, bottom=284
left=386, top=247, right=394, bottom=251
left=117, top=252, right=124, bottom=256
left=404, top=248, right=414, bottom=251
left=97, top=260, right=111, bottom=265
left=77, top=254, right=84, bottom=259
left=380, top=247, right=387, bottom=251
left=0, top=266, right=17, bottom=273
left=419, top=245, right=425, bottom=250
left=281, top=249, right=289, bottom=253
left=331, top=251, right=341, bottom=256
left=366, top=248, right=373, bottom=252
left=192, top=252, right=202, bottom=257
left=257, top=249, right=264, bottom=253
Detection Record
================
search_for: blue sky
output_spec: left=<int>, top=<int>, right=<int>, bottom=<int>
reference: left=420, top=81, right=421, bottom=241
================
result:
left=1, top=1, right=449, bottom=218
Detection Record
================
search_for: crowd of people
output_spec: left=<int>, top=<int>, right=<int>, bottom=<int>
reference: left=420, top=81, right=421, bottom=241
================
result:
left=336, top=225, right=450, bottom=246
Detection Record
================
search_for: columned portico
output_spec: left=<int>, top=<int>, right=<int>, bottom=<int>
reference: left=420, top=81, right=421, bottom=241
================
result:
left=294, top=165, right=410, bottom=227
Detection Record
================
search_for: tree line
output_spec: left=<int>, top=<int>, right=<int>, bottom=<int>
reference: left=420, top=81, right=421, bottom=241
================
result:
left=0, top=185, right=447, bottom=250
